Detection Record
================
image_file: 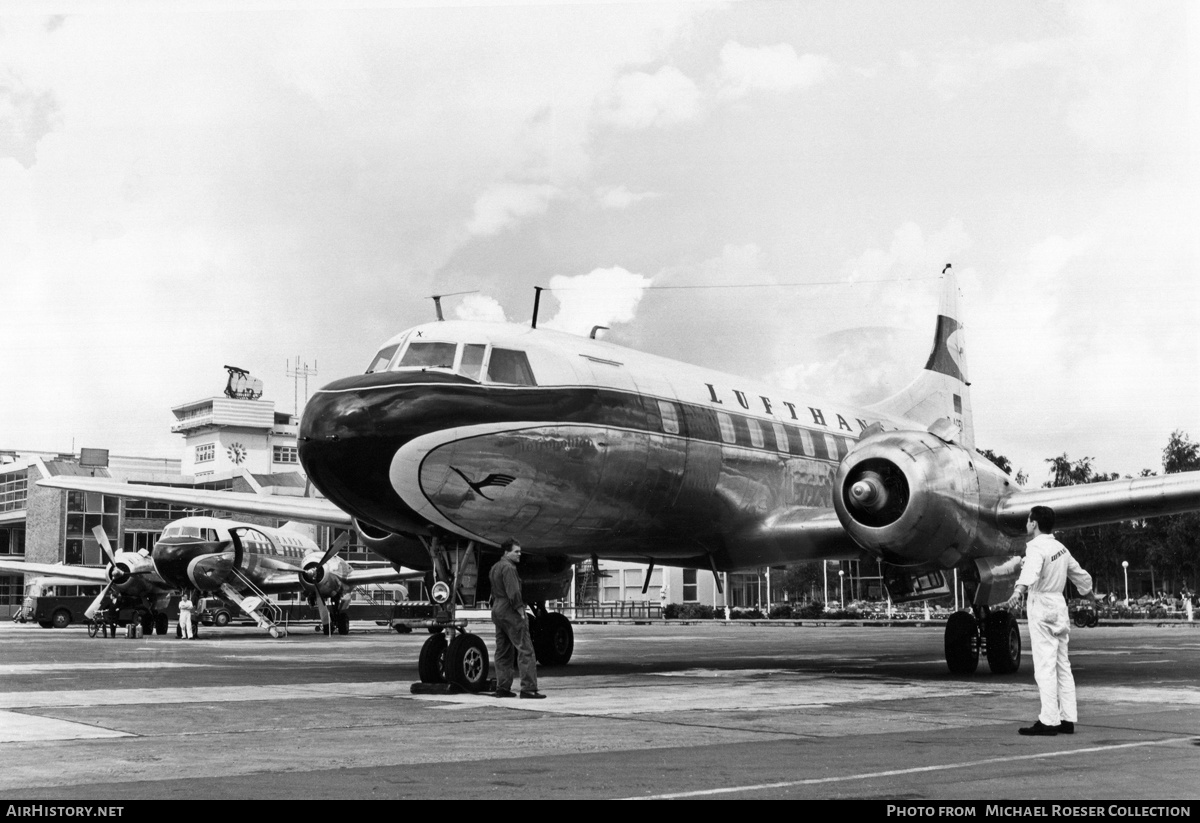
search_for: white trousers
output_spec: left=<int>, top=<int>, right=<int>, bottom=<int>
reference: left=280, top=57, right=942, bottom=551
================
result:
left=1026, top=592, right=1076, bottom=725
left=180, top=613, right=194, bottom=638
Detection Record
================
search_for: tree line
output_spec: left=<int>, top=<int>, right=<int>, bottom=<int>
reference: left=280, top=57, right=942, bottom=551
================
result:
left=980, top=429, right=1200, bottom=598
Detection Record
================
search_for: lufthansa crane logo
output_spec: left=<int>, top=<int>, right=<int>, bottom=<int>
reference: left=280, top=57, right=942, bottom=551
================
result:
left=450, top=467, right=515, bottom=501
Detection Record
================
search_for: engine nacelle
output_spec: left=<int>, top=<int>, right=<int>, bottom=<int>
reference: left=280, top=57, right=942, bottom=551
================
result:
left=355, top=519, right=429, bottom=569
left=299, top=551, right=354, bottom=599
left=833, top=429, right=987, bottom=568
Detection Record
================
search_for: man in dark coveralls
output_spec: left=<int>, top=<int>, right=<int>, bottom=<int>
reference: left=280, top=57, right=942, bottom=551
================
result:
left=489, top=538, right=544, bottom=699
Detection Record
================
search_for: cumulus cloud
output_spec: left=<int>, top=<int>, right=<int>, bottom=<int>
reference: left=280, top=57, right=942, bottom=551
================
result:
left=542, top=266, right=654, bottom=336
left=466, top=182, right=561, bottom=236
left=453, top=293, right=508, bottom=323
left=717, top=41, right=833, bottom=99
left=600, top=65, right=701, bottom=129
left=0, top=70, right=60, bottom=168
left=595, top=184, right=660, bottom=209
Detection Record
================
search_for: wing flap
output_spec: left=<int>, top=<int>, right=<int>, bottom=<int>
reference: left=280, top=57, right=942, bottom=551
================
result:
left=36, top=476, right=354, bottom=527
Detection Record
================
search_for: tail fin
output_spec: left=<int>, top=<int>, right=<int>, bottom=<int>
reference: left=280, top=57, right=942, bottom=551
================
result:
left=867, top=265, right=975, bottom=449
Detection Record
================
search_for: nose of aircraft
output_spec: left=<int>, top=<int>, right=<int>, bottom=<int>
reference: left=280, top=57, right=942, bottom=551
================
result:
left=299, top=371, right=478, bottom=534
left=153, top=538, right=224, bottom=590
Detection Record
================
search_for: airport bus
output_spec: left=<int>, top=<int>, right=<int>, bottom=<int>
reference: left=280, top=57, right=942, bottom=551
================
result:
left=22, top=576, right=106, bottom=628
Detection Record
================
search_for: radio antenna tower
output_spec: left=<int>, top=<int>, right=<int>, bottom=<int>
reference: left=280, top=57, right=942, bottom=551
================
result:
left=286, top=356, right=318, bottom=416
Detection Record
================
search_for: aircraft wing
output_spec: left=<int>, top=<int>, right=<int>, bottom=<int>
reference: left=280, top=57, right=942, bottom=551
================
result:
left=0, top=559, right=110, bottom=582
left=994, top=472, right=1200, bottom=533
left=736, top=508, right=865, bottom=564
left=36, top=476, right=354, bottom=528
left=254, top=565, right=422, bottom=589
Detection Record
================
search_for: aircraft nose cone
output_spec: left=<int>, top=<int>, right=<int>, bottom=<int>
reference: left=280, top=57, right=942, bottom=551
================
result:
left=153, top=540, right=210, bottom=589
left=850, top=473, right=887, bottom=512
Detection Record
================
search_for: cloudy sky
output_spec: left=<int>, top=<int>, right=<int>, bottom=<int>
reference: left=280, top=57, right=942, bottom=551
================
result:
left=2, top=0, right=1196, bottom=484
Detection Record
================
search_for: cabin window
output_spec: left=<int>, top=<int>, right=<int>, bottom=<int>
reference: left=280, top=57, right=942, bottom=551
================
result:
left=772, top=422, right=790, bottom=453
left=398, top=341, right=457, bottom=370
left=824, top=434, right=842, bottom=461
left=747, top=419, right=765, bottom=449
left=365, top=344, right=399, bottom=374
left=487, top=349, right=537, bottom=386
left=797, top=428, right=815, bottom=457
left=459, top=344, right=486, bottom=381
left=657, top=400, right=681, bottom=435
left=717, top=413, right=736, bottom=444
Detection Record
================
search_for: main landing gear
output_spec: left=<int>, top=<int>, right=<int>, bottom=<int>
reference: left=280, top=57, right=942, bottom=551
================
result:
left=418, top=629, right=490, bottom=691
left=529, top=602, right=573, bottom=666
left=944, top=607, right=1021, bottom=675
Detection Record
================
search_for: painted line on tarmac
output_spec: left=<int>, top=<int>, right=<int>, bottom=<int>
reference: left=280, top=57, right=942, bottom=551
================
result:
left=0, top=710, right=132, bottom=743
left=623, top=736, right=1195, bottom=799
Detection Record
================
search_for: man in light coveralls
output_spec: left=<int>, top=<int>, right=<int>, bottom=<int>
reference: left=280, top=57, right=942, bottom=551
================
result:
left=1005, top=505, right=1096, bottom=736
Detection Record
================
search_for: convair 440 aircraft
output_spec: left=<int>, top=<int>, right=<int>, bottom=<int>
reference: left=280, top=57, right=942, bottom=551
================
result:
left=42, top=270, right=1200, bottom=690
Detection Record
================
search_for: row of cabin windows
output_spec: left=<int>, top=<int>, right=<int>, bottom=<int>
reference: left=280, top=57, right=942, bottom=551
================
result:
left=365, top=340, right=536, bottom=387
left=656, top=398, right=852, bottom=460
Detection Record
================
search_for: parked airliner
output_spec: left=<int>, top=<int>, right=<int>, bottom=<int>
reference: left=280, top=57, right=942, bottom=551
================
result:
left=40, top=269, right=1200, bottom=689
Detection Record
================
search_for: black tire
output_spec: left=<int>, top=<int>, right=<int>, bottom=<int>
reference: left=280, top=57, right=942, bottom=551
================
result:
left=944, top=611, right=979, bottom=674
left=1086, top=609, right=1099, bottom=628
left=418, top=633, right=448, bottom=683
left=533, top=612, right=574, bottom=666
left=51, top=609, right=71, bottom=629
left=214, top=611, right=231, bottom=627
left=155, top=613, right=169, bottom=635
left=38, top=621, right=52, bottom=629
left=88, top=619, right=100, bottom=638
left=444, top=633, right=490, bottom=691
left=140, top=613, right=154, bottom=635
left=985, top=610, right=1022, bottom=674
left=336, top=613, right=350, bottom=635
left=393, top=624, right=412, bottom=634
left=1073, top=610, right=1088, bottom=628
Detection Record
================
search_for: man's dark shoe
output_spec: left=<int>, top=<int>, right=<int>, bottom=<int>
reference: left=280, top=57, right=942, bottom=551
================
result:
left=519, top=690, right=546, bottom=699
left=492, top=689, right=516, bottom=698
left=1018, top=721, right=1059, bottom=736
left=1059, top=720, right=1074, bottom=734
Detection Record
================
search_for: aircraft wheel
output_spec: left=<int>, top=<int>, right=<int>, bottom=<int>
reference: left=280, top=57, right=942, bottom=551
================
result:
left=418, top=633, right=448, bottom=683
left=944, top=611, right=979, bottom=674
left=533, top=612, right=574, bottom=666
left=336, top=613, right=350, bottom=635
left=51, top=609, right=71, bottom=629
left=392, top=623, right=412, bottom=634
left=444, top=633, right=490, bottom=691
left=140, top=613, right=154, bottom=635
left=985, top=610, right=1021, bottom=674
left=155, top=613, right=169, bottom=635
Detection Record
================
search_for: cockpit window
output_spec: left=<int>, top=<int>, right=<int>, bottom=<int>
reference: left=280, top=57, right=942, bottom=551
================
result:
left=460, top=344, right=486, bottom=381
left=487, top=348, right=537, bottom=386
left=365, top=344, right=399, bottom=374
left=398, top=341, right=457, bottom=370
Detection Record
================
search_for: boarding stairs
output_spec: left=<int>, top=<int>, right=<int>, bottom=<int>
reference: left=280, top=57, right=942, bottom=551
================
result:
left=220, top=571, right=287, bottom=638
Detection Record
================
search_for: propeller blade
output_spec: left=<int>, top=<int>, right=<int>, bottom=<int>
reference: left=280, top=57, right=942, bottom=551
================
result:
left=319, top=531, right=350, bottom=567
left=92, top=525, right=117, bottom=567
left=84, top=581, right=115, bottom=620
left=315, top=595, right=331, bottom=634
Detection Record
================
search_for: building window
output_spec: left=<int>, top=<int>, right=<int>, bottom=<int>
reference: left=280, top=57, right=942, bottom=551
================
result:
left=273, top=445, right=299, bottom=464
left=0, top=528, right=25, bottom=555
left=122, top=531, right=160, bottom=554
left=682, top=568, right=698, bottom=602
left=0, top=470, right=28, bottom=512
left=717, top=413, right=736, bottom=444
left=195, top=443, right=215, bottom=463
left=64, top=491, right=118, bottom=565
